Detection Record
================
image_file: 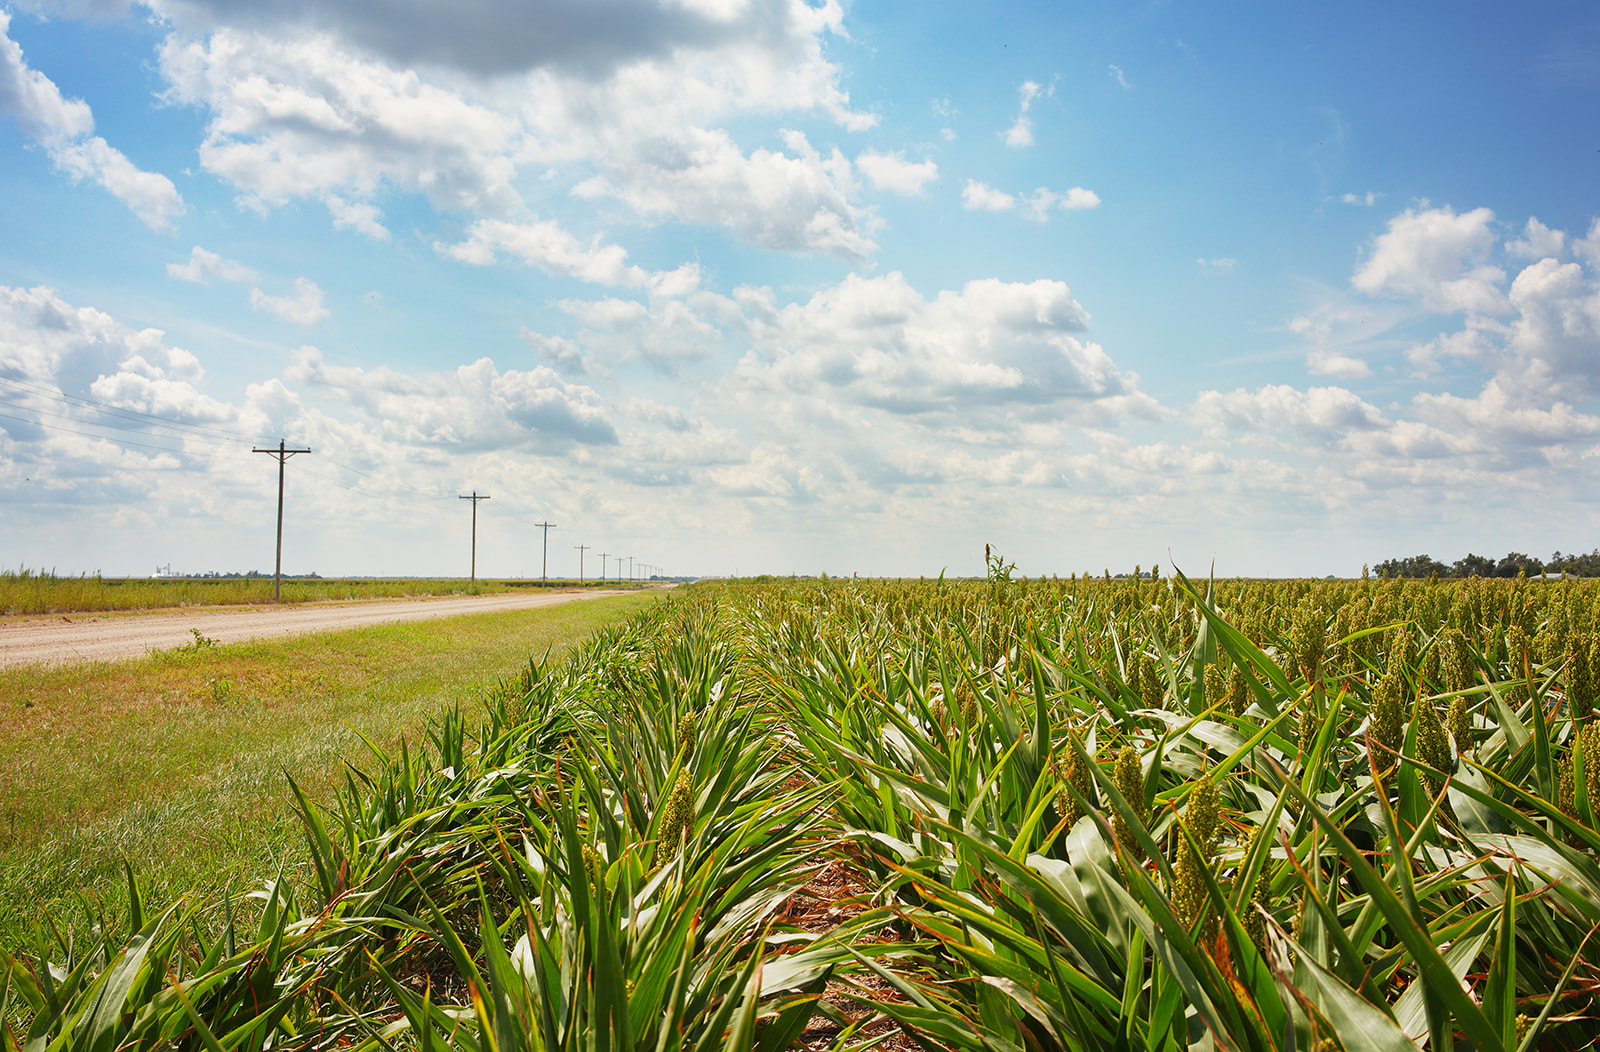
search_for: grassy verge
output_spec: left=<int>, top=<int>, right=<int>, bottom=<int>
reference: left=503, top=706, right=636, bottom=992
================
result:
left=0, top=591, right=658, bottom=946
left=0, top=570, right=645, bottom=616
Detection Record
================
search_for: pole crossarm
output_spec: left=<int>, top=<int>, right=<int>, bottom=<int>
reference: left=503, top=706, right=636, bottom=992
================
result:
left=459, top=491, right=491, bottom=581
left=252, top=439, right=312, bottom=602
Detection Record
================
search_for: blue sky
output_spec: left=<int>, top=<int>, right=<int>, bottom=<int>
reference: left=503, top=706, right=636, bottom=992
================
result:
left=1, top=0, right=1597, bottom=579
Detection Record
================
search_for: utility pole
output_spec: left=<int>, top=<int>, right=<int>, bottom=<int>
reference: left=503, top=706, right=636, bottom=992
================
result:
left=573, top=544, right=590, bottom=582
left=458, top=491, right=491, bottom=580
left=252, top=438, right=312, bottom=602
left=596, top=552, right=609, bottom=582
left=534, top=521, right=557, bottom=582
left=627, top=555, right=634, bottom=582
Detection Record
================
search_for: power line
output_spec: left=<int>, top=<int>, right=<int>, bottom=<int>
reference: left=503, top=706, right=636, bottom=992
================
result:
left=312, top=451, right=452, bottom=501
left=0, top=379, right=614, bottom=580
left=0, top=379, right=542, bottom=519
left=0, top=394, right=249, bottom=447
left=293, top=462, right=448, bottom=509
left=574, top=543, right=589, bottom=582
left=0, top=407, right=259, bottom=464
left=596, top=551, right=609, bottom=582
left=0, top=375, right=266, bottom=445
left=0, top=378, right=453, bottom=506
left=2, top=401, right=582, bottom=559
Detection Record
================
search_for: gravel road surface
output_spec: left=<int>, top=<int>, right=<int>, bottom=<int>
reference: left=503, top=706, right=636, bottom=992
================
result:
left=0, top=589, right=639, bottom=668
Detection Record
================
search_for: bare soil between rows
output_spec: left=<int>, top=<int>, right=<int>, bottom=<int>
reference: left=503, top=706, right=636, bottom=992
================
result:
left=0, top=588, right=660, bottom=668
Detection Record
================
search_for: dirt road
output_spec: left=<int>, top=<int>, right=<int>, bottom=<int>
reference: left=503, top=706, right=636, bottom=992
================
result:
left=0, top=589, right=642, bottom=668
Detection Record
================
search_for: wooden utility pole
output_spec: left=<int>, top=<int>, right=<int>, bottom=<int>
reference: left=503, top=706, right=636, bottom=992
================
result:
left=596, top=551, right=609, bottom=581
left=252, top=439, right=311, bottom=601
left=626, top=555, right=634, bottom=581
left=459, top=491, right=490, bottom=580
left=573, top=544, right=590, bottom=582
left=535, top=521, right=557, bottom=581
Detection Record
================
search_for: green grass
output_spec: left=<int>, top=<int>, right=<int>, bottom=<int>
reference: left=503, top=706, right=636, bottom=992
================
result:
left=0, top=568, right=640, bottom=616
left=0, top=591, right=658, bottom=946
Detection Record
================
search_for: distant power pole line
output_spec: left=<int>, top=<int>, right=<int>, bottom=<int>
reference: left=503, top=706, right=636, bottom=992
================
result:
left=573, top=544, right=590, bottom=582
left=252, top=438, right=312, bottom=602
left=459, top=491, right=490, bottom=581
left=626, top=555, right=634, bottom=582
left=596, top=552, right=609, bottom=581
left=535, top=521, right=557, bottom=581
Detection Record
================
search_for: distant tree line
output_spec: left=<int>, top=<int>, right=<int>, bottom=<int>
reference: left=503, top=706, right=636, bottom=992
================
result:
left=162, top=570, right=325, bottom=580
left=1372, top=550, right=1600, bottom=579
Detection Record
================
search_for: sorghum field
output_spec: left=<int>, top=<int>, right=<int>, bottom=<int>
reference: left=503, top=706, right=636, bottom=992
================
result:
left=8, top=565, right=1600, bottom=1051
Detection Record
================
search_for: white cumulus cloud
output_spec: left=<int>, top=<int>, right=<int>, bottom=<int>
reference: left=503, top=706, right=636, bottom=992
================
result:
left=439, top=218, right=701, bottom=294
left=1338, top=209, right=1600, bottom=404
left=1020, top=186, right=1098, bottom=220
left=555, top=294, right=721, bottom=371
left=167, top=245, right=257, bottom=284
left=250, top=277, right=331, bottom=325
left=150, top=0, right=881, bottom=258
left=733, top=271, right=1154, bottom=419
left=1305, top=348, right=1372, bottom=379
left=962, top=180, right=1014, bottom=212
left=287, top=346, right=618, bottom=447
left=1193, top=384, right=1389, bottom=443
left=159, top=29, right=521, bottom=232
left=1288, top=301, right=1376, bottom=379
left=855, top=149, right=938, bottom=196
left=1002, top=79, right=1044, bottom=147
left=0, top=12, right=184, bottom=230
left=1352, top=204, right=1508, bottom=315
left=1, top=285, right=202, bottom=391
left=573, top=127, right=877, bottom=261
left=962, top=180, right=1096, bottom=220
left=0, top=284, right=232, bottom=466
left=1507, top=216, right=1566, bottom=261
